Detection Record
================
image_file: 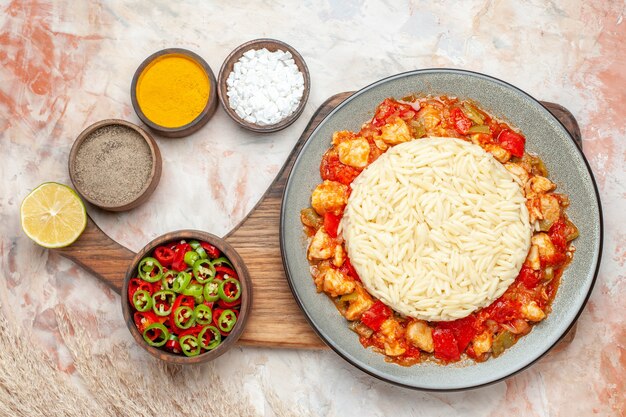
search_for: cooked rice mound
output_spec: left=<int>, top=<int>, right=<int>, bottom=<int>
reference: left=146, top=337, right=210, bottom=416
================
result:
left=341, top=137, right=531, bottom=321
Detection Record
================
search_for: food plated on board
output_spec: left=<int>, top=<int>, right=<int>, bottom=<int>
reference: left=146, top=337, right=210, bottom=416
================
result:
left=301, top=95, right=578, bottom=365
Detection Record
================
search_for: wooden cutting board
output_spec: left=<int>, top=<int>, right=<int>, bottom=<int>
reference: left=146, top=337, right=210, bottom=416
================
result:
left=54, top=92, right=582, bottom=349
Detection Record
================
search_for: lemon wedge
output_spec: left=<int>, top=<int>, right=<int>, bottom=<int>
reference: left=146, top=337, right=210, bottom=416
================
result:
left=20, top=182, right=87, bottom=248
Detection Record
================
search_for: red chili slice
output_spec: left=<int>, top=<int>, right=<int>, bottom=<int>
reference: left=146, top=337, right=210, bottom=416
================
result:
left=215, top=266, right=238, bottom=279
left=154, top=246, right=175, bottom=267
left=200, top=242, right=221, bottom=259
left=217, top=298, right=242, bottom=309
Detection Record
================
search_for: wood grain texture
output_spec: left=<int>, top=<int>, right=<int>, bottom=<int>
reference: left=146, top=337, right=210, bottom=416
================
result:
left=54, top=93, right=581, bottom=350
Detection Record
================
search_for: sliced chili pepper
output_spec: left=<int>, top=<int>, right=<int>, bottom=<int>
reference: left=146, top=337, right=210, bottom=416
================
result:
left=182, top=282, right=204, bottom=299
left=193, top=259, right=216, bottom=284
left=171, top=295, right=195, bottom=317
left=174, top=306, right=196, bottom=329
left=165, top=334, right=180, bottom=352
left=189, top=240, right=208, bottom=259
left=217, top=309, right=237, bottom=333
left=152, top=290, right=176, bottom=316
left=172, top=271, right=191, bottom=293
left=212, top=257, right=234, bottom=269
left=200, top=242, right=221, bottom=259
left=218, top=278, right=241, bottom=303
left=184, top=250, right=200, bottom=267
left=171, top=243, right=191, bottom=272
left=214, top=265, right=238, bottom=280
left=161, top=269, right=177, bottom=291
left=203, top=279, right=221, bottom=302
left=134, top=311, right=163, bottom=333
left=143, top=323, right=169, bottom=347
left=217, top=298, right=242, bottom=309
left=132, top=289, right=153, bottom=312
left=360, top=300, right=391, bottom=331
left=178, top=325, right=204, bottom=337
left=198, top=325, right=221, bottom=350
left=154, top=246, right=175, bottom=267
left=128, top=277, right=143, bottom=303
left=194, top=304, right=213, bottom=326
left=179, top=334, right=201, bottom=357
left=138, top=257, right=163, bottom=283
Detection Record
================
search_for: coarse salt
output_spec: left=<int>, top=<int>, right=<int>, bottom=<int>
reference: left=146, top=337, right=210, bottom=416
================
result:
left=226, top=48, right=305, bottom=126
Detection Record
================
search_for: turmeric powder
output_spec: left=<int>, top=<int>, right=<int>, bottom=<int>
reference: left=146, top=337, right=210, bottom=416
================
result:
left=136, top=54, right=210, bottom=128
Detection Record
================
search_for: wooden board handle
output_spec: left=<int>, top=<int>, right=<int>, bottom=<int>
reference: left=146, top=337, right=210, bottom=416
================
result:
left=53, top=216, right=134, bottom=293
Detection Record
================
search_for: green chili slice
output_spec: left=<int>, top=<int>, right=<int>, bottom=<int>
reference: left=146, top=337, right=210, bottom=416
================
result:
left=189, top=240, right=208, bottom=259
left=184, top=251, right=200, bottom=267
left=198, top=325, right=221, bottom=350
left=218, top=278, right=241, bottom=303
left=161, top=269, right=177, bottom=291
left=152, top=290, right=176, bottom=316
left=194, top=304, right=213, bottom=325
left=138, top=257, right=163, bottom=283
left=179, top=334, right=201, bottom=357
left=203, top=279, right=220, bottom=302
left=172, top=271, right=191, bottom=293
left=182, top=283, right=204, bottom=298
left=174, top=306, right=195, bottom=329
left=211, top=257, right=233, bottom=269
left=217, top=309, right=237, bottom=333
left=132, top=289, right=153, bottom=312
left=142, top=323, right=169, bottom=347
left=193, top=259, right=216, bottom=284
left=189, top=240, right=201, bottom=250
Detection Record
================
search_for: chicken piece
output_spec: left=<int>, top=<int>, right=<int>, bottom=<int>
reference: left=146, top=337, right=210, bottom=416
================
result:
left=528, top=175, right=556, bottom=194
left=379, top=318, right=406, bottom=356
left=484, top=144, right=511, bottom=164
left=373, top=136, right=389, bottom=151
left=405, top=320, right=434, bottom=352
left=522, top=301, right=546, bottom=322
left=472, top=331, right=493, bottom=356
left=311, top=180, right=349, bottom=216
left=344, top=284, right=374, bottom=321
left=331, top=130, right=357, bottom=146
left=321, top=269, right=355, bottom=298
left=531, top=232, right=557, bottom=262
left=380, top=117, right=411, bottom=145
left=333, top=244, right=345, bottom=267
left=307, top=227, right=333, bottom=261
left=416, top=105, right=442, bottom=130
left=539, top=194, right=561, bottom=225
left=525, top=244, right=541, bottom=270
left=505, top=162, right=530, bottom=187
left=337, top=137, right=370, bottom=168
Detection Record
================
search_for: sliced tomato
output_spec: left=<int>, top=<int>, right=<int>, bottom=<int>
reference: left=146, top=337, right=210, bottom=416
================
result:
left=360, top=301, right=391, bottom=331
left=518, top=265, right=541, bottom=288
left=548, top=219, right=568, bottom=252
left=320, top=150, right=361, bottom=185
left=324, top=212, right=342, bottom=238
left=497, top=129, right=526, bottom=157
left=432, top=328, right=460, bottom=362
left=437, top=315, right=477, bottom=352
left=372, top=98, right=415, bottom=127
left=450, top=107, right=472, bottom=135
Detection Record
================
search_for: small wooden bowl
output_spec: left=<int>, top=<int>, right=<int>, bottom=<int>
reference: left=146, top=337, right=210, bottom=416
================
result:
left=218, top=39, right=310, bottom=133
left=121, top=230, right=252, bottom=365
left=68, top=119, right=162, bottom=212
left=131, top=48, right=218, bottom=138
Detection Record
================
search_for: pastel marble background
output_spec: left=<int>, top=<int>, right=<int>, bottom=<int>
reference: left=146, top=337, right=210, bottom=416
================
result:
left=1, top=0, right=624, bottom=416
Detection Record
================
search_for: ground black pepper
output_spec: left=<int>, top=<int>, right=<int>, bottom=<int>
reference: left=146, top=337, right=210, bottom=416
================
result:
left=73, top=124, right=153, bottom=206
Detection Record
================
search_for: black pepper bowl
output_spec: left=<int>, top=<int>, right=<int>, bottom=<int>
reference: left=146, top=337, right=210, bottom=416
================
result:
left=122, top=230, right=252, bottom=365
left=68, top=119, right=162, bottom=212
left=217, top=39, right=311, bottom=133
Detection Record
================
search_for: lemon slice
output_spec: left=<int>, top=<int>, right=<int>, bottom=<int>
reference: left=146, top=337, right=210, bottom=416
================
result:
left=20, top=182, right=87, bottom=248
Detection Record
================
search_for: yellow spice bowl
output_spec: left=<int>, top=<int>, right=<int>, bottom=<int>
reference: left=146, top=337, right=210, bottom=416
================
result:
left=131, top=48, right=218, bottom=138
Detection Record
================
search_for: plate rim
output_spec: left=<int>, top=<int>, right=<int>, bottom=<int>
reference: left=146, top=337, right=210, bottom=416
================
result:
left=279, top=68, right=604, bottom=391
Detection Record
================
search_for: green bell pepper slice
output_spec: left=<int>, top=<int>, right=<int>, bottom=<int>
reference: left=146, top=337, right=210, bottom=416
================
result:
left=198, top=325, right=221, bottom=350
left=179, top=334, right=201, bottom=357
left=193, top=259, right=216, bottom=284
left=142, top=323, right=169, bottom=347
left=138, top=257, right=163, bottom=283
left=132, top=289, right=153, bottom=312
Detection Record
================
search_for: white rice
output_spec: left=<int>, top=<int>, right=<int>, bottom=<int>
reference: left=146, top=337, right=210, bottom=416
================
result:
left=341, top=137, right=531, bottom=321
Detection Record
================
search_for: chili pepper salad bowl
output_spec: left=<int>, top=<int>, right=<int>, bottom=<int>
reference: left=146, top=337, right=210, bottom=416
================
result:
left=122, top=230, right=252, bottom=364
